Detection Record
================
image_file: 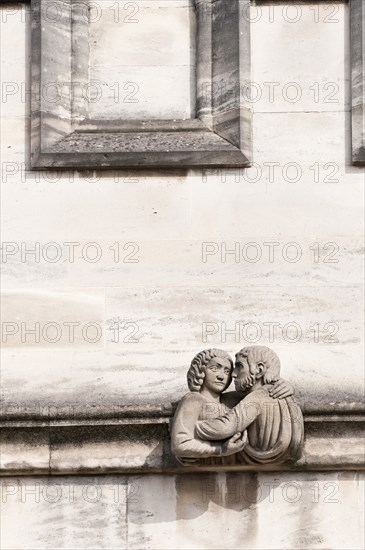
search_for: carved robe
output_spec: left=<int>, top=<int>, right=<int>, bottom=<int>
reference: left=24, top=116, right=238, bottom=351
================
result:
left=171, top=392, right=234, bottom=465
left=196, top=386, right=304, bottom=464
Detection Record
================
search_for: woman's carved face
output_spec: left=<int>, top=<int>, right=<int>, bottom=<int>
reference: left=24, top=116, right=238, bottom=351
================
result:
left=202, top=357, right=232, bottom=394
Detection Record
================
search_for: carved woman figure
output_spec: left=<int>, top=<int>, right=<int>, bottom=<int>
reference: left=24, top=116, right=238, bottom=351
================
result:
left=171, top=348, right=292, bottom=465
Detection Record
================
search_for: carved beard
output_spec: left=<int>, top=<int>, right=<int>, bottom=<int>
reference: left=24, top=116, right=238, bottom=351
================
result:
left=236, top=372, right=255, bottom=391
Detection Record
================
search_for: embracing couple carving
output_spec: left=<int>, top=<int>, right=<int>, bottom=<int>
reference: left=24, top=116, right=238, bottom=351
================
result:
left=171, top=346, right=304, bottom=466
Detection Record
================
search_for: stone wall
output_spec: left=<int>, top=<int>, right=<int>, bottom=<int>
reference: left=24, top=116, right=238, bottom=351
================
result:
left=2, top=473, right=364, bottom=549
left=1, top=1, right=364, bottom=548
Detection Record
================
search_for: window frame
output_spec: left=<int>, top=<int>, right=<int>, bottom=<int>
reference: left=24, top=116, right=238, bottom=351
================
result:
left=31, top=0, right=252, bottom=169
left=351, top=0, right=365, bottom=165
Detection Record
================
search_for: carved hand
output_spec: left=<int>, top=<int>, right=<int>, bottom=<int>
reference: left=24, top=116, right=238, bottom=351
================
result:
left=269, top=379, right=294, bottom=399
left=221, top=432, right=248, bottom=456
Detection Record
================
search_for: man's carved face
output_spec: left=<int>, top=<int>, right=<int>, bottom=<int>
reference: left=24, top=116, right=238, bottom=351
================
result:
left=233, top=353, right=256, bottom=391
left=203, top=357, right=232, bottom=394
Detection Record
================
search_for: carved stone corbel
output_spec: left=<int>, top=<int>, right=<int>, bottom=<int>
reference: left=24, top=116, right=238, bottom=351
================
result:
left=171, top=346, right=304, bottom=466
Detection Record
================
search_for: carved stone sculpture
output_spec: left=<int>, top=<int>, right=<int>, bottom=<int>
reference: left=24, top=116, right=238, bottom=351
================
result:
left=171, top=346, right=304, bottom=466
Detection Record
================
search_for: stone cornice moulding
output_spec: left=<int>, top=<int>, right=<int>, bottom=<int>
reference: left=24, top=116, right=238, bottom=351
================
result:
left=1, top=403, right=364, bottom=475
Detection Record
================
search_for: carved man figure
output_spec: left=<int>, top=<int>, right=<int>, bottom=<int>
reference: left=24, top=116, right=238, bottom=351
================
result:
left=195, top=346, right=304, bottom=464
left=171, top=347, right=295, bottom=465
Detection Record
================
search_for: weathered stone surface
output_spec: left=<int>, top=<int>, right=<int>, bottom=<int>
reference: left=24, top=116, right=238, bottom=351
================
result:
left=88, top=0, right=196, bottom=120
left=41, top=127, right=249, bottom=168
left=49, top=423, right=170, bottom=475
left=0, top=428, right=50, bottom=475
left=304, top=414, right=365, bottom=469
left=1, top=346, right=364, bottom=415
left=5, top=235, right=361, bottom=290
left=1, top=288, right=105, bottom=348
left=1, top=475, right=129, bottom=549
left=1, top=472, right=364, bottom=549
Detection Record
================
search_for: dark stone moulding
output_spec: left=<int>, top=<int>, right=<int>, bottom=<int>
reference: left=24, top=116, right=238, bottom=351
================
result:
left=1, top=403, right=364, bottom=475
left=351, top=0, right=365, bottom=165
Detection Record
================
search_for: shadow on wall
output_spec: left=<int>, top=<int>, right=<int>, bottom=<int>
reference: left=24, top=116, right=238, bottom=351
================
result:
left=129, top=472, right=262, bottom=523
left=126, top=471, right=361, bottom=549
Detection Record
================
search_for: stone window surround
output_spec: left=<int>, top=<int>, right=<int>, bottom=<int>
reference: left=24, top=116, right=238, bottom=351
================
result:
left=30, top=0, right=252, bottom=169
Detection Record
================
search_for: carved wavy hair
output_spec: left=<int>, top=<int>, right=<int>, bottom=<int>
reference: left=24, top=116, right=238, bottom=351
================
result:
left=187, top=348, right=233, bottom=392
left=236, top=346, right=281, bottom=384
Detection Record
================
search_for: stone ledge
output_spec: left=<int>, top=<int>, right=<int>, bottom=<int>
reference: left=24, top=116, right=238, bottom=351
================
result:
left=1, top=404, right=364, bottom=475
